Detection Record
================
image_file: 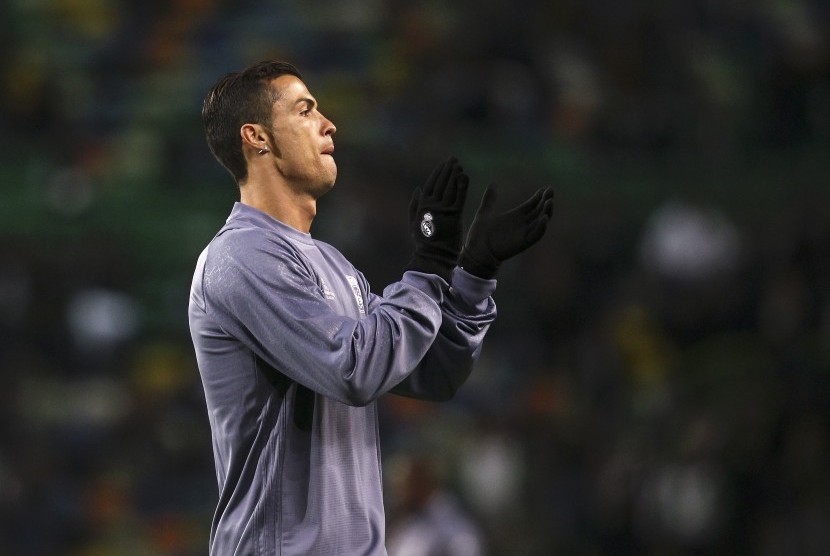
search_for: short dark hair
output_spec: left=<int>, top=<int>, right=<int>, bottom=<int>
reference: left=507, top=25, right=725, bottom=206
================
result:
left=202, top=61, right=302, bottom=184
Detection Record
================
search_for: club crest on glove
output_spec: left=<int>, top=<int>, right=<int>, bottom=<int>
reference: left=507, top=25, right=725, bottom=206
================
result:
left=420, top=212, right=435, bottom=238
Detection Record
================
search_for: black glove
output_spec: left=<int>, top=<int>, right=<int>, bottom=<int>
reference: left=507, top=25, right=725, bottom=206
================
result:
left=405, top=156, right=469, bottom=282
left=459, top=186, right=554, bottom=279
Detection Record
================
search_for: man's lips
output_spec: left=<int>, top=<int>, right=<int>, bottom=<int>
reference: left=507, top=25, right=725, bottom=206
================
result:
left=321, top=145, right=334, bottom=155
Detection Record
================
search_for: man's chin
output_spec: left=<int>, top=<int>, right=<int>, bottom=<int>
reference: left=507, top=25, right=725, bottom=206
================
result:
left=312, top=175, right=337, bottom=199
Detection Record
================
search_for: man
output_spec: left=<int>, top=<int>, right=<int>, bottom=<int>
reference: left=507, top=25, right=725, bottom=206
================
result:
left=189, top=60, right=553, bottom=555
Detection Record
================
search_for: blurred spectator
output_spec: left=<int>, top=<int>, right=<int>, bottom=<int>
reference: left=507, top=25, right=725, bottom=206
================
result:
left=386, top=454, right=487, bottom=556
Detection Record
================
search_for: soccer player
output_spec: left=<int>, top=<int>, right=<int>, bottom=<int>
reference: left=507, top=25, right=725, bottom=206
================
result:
left=189, top=60, right=553, bottom=555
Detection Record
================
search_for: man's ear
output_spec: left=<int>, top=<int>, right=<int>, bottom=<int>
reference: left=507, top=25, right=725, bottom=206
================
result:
left=241, top=123, right=271, bottom=154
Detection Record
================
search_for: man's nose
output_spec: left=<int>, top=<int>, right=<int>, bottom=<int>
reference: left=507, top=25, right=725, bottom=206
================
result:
left=322, top=115, right=336, bottom=136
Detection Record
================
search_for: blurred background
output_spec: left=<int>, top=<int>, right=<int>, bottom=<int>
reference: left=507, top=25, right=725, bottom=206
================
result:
left=1, top=0, right=829, bottom=554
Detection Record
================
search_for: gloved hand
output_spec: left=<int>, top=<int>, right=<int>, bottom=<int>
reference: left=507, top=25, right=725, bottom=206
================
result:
left=459, top=186, right=554, bottom=279
left=405, top=156, right=469, bottom=283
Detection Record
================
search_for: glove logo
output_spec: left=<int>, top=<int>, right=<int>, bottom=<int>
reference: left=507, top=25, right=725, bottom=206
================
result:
left=420, top=212, right=435, bottom=238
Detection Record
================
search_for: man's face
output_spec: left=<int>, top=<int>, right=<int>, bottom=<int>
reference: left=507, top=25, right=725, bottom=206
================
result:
left=266, top=75, right=337, bottom=197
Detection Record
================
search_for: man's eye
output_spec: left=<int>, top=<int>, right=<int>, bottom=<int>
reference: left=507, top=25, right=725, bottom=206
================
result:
left=301, top=109, right=310, bottom=117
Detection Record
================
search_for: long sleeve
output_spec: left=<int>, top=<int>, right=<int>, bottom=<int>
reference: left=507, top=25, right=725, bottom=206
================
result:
left=195, top=226, right=448, bottom=407
left=388, top=267, right=497, bottom=401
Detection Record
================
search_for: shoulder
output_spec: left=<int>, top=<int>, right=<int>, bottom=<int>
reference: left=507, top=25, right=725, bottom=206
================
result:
left=209, top=226, right=304, bottom=266
left=203, top=227, right=315, bottom=293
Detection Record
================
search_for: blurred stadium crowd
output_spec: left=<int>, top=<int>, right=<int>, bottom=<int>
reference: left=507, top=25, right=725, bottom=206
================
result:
left=1, top=0, right=830, bottom=554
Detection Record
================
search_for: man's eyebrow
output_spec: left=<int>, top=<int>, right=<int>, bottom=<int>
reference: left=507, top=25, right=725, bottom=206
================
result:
left=294, top=97, right=317, bottom=109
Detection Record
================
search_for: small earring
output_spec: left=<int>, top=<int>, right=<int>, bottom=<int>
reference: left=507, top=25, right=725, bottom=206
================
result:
left=258, top=147, right=269, bottom=155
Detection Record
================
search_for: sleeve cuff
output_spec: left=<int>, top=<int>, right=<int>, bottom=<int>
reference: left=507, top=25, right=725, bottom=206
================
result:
left=450, top=266, right=497, bottom=306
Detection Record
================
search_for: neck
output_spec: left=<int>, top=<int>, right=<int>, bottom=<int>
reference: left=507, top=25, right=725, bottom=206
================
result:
left=240, top=172, right=317, bottom=233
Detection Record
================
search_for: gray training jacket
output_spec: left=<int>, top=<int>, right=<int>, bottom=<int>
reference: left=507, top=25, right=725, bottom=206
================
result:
left=188, top=203, right=496, bottom=555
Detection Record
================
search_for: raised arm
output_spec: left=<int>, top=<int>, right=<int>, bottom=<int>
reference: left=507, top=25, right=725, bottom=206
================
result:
left=194, top=229, right=448, bottom=407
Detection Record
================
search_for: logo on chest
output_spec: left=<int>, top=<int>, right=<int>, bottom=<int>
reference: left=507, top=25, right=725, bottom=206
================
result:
left=320, top=280, right=336, bottom=300
left=345, top=275, right=366, bottom=317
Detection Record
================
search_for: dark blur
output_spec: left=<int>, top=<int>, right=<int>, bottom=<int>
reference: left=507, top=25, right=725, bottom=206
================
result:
left=1, top=1, right=829, bottom=555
